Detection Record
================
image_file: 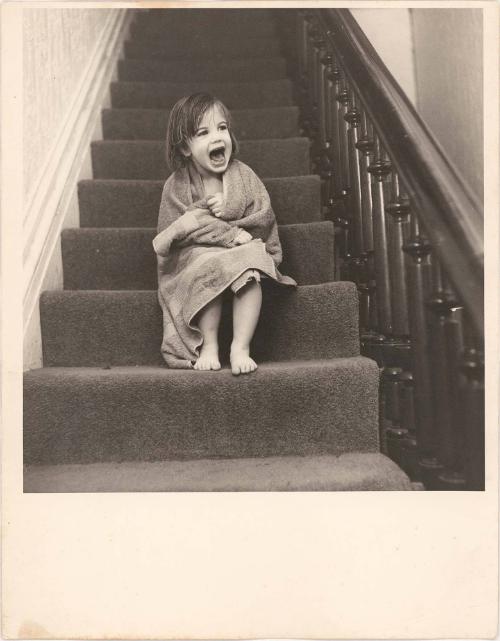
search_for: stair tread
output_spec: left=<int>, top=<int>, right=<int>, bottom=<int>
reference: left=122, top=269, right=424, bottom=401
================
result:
left=24, top=358, right=379, bottom=465
left=40, top=283, right=360, bottom=366
left=102, top=106, right=300, bottom=140
left=111, top=79, right=294, bottom=109
left=24, top=8, right=395, bottom=487
left=124, top=35, right=281, bottom=60
left=130, top=10, right=277, bottom=40
left=91, top=138, right=311, bottom=180
left=78, top=176, right=322, bottom=227
left=61, top=221, right=335, bottom=289
left=118, top=57, right=287, bottom=83
left=24, top=452, right=411, bottom=492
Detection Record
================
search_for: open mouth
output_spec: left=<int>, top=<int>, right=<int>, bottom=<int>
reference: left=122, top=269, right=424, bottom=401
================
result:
left=209, top=145, right=226, bottom=165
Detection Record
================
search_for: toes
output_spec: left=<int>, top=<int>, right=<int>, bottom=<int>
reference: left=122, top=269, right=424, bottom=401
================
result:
left=195, top=358, right=221, bottom=371
left=231, top=358, right=257, bottom=375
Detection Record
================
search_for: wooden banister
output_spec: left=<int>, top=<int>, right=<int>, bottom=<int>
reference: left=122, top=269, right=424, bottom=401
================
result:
left=320, top=8, right=483, bottom=337
left=279, top=8, right=485, bottom=490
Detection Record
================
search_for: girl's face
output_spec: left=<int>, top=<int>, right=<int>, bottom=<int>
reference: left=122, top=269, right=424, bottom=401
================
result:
left=182, top=105, right=232, bottom=178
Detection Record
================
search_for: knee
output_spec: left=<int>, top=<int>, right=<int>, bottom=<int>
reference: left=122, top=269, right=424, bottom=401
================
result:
left=232, top=269, right=261, bottom=294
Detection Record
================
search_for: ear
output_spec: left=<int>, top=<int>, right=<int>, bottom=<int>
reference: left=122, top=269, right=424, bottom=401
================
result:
left=180, top=145, right=191, bottom=158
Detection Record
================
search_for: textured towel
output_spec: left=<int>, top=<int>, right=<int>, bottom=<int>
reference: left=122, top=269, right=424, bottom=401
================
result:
left=153, top=158, right=296, bottom=368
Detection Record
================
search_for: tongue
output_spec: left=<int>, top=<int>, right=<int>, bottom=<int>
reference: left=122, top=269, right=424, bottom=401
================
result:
left=211, top=150, right=225, bottom=163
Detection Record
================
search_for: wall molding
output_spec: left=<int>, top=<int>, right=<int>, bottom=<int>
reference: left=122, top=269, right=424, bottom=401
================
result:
left=23, top=9, right=133, bottom=341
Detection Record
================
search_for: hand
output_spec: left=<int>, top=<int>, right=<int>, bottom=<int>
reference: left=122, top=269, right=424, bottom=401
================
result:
left=234, top=229, right=253, bottom=245
left=206, top=193, right=225, bottom=218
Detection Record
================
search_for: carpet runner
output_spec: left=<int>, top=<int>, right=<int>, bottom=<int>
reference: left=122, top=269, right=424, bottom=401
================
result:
left=23, top=8, right=411, bottom=492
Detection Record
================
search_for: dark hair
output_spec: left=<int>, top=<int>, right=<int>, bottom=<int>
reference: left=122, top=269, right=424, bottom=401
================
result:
left=165, top=93, right=239, bottom=171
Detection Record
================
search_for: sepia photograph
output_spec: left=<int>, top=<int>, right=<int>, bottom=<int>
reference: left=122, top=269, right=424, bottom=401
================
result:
left=20, top=4, right=485, bottom=493
left=2, top=1, right=498, bottom=639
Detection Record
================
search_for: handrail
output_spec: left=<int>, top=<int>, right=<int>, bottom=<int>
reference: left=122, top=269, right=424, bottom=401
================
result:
left=320, top=9, right=483, bottom=337
left=286, top=7, right=485, bottom=489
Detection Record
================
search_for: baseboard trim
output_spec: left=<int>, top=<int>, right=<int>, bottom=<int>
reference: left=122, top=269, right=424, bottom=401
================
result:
left=23, top=9, right=133, bottom=354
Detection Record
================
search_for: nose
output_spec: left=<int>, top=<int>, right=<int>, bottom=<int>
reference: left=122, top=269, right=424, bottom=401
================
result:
left=209, top=133, right=223, bottom=146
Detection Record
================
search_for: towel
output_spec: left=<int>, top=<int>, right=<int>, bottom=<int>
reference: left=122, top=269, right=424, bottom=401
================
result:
left=153, top=158, right=296, bottom=368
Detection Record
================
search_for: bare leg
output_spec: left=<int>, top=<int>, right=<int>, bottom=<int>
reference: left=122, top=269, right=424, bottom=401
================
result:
left=194, top=295, right=223, bottom=371
left=231, top=278, right=262, bottom=375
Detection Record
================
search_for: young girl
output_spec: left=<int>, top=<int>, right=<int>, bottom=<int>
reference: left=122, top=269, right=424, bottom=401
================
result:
left=153, top=92, right=296, bottom=374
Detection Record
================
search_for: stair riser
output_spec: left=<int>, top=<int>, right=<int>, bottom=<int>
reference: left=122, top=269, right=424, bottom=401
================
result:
left=118, top=58, right=287, bottom=83
left=110, top=80, right=295, bottom=109
left=78, top=176, right=322, bottom=228
left=40, top=284, right=360, bottom=367
left=91, top=139, right=311, bottom=180
left=24, top=359, right=379, bottom=465
left=102, top=107, right=299, bottom=141
left=124, top=37, right=282, bottom=60
left=130, top=11, right=276, bottom=40
left=62, top=223, right=335, bottom=290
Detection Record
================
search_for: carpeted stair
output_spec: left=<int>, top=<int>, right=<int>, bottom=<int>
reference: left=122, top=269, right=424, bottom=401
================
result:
left=23, top=8, right=411, bottom=492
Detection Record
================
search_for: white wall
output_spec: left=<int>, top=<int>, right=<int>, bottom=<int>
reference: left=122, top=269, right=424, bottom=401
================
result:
left=350, top=9, right=416, bottom=105
left=23, top=8, right=132, bottom=370
left=23, top=10, right=113, bottom=201
left=411, top=9, right=483, bottom=201
left=351, top=8, right=483, bottom=203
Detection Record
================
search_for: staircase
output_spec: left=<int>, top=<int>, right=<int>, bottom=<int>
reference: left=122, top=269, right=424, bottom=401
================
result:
left=23, top=9, right=411, bottom=492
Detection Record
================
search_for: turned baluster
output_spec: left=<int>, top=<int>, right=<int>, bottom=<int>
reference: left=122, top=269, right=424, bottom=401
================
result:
left=307, top=23, right=322, bottom=146
left=356, top=110, right=374, bottom=252
left=426, top=265, right=466, bottom=489
left=355, top=250, right=371, bottom=332
left=367, top=136, right=393, bottom=336
left=382, top=367, right=407, bottom=463
left=336, top=81, right=351, bottom=204
left=328, top=61, right=343, bottom=205
left=355, top=111, right=376, bottom=334
left=461, top=342, right=485, bottom=490
left=386, top=173, right=410, bottom=338
left=403, top=214, right=442, bottom=486
left=335, top=83, right=353, bottom=279
left=344, top=92, right=364, bottom=258
left=425, top=263, right=464, bottom=488
left=398, top=371, right=420, bottom=480
left=319, top=50, right=335, bottom=214
left=324, top=61, right=348, bottom=278
left=301, top=16, right=316, bottom=137
left=440, top=298, right=467, bottom=488
left=315, top=37, right=328, bottom=154
left=312, top=34, right=329, bottom=176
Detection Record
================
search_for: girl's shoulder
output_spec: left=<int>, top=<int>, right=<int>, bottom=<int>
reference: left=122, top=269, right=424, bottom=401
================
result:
left=231, top=158, right=252, bottom=173
left=162, top=166, right=187, bottom=192
left=230, top=158, right=261, bottom=184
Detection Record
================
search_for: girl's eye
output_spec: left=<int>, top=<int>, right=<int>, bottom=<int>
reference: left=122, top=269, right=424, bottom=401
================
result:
left=219, top=124, right=228, bottom=131
left=196, top=130, right=207, bottom=137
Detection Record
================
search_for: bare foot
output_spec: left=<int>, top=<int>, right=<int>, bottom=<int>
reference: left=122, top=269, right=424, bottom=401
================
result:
left=194, top=343, right=221, bottom=371
left=230, top=345, right=257, bottom=375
